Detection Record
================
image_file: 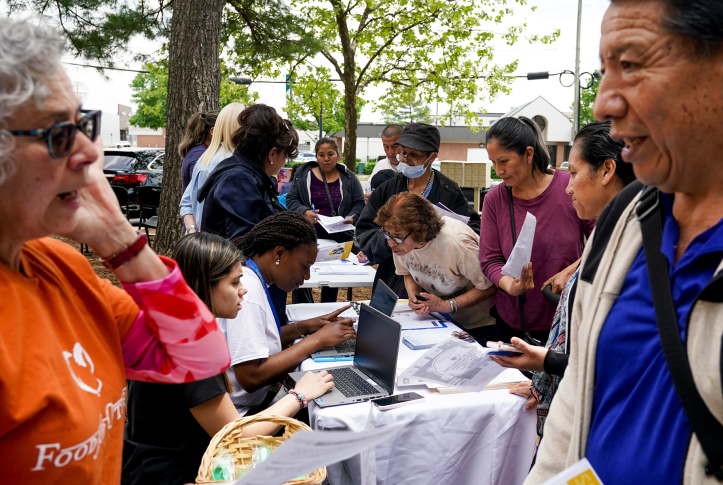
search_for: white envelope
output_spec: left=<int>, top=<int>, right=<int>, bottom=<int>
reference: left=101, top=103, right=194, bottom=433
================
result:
left=501, top=211, right=537, bottom=280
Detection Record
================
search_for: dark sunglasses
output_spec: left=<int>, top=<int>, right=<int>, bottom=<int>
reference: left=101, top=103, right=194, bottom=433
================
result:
left=9, top=110, right=101, bottom=159
left=381, top=227, right=411, bottom=245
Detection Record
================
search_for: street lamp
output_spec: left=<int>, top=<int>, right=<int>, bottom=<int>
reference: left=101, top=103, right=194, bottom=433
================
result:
left=229, top=77, right=253, bottom=85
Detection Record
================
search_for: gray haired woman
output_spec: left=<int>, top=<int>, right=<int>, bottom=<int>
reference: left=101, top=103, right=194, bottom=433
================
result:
left=0, top=18, right=230, bottom=484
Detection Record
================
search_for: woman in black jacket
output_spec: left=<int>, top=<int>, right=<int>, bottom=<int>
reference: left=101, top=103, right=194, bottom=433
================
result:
left=198, top=104, right=298, bottom=323
left=356, top=123, right=480, bottom=299
left=286, top=137, right=365, bottom=302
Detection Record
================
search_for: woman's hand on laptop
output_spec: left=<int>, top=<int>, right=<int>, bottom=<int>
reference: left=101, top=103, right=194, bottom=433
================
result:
left=300, top=305, right=355, bottom=334
left=296, top=370, right=335, bottom=400
left=310, top=320, right=357, bottom=348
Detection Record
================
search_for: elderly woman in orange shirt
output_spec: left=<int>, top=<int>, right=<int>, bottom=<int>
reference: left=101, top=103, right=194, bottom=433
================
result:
left=0, top=18, right=229, bottom=483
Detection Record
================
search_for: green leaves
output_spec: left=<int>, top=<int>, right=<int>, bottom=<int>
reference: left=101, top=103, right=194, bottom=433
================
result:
left=128, top=59, right=257, bottom=129
left=576, top=76, right=600, bottom=128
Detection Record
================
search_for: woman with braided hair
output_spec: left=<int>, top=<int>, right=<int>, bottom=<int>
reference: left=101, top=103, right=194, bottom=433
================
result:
left=219, top=212, right=356, bottom=415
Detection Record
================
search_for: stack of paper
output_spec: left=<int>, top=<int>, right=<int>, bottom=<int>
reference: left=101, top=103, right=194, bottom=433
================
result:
left=286, top=302, right=358, bottom=322
left=432, top=202, right=470, bottom=225
left=316, top=240, right=354, bottom=263
left=482, top=368, right=528, bottom=391
left=393, top=312, right=449, bottom=330
left=317, top=214, right=353, bottom=234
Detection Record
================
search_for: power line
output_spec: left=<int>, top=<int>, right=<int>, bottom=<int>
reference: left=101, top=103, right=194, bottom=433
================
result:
left=61, top=61, right=149, bottom=73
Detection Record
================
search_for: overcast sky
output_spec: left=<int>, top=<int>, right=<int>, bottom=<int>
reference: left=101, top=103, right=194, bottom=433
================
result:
left=57, top=0, right=611, bottom=122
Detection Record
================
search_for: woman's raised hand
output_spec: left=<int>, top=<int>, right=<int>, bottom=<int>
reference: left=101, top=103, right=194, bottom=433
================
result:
left=295, top=370, right=335, bottom=400
left=490, top=337, right=548, bottom=372
left=303, top=209, right=319, bottom=223
left=506, top=262, right=534, bottom=297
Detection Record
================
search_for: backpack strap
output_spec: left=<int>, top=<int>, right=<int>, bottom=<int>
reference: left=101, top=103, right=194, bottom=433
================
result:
left=637, top=187, right=723, bottom=480
left=580, top=180, right=644, bottom=284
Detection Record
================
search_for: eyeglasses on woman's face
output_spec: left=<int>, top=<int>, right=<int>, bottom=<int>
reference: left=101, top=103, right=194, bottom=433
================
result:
left=381, top=227, right=411, bottom=245
left=9, top=110, right=101, bottom=159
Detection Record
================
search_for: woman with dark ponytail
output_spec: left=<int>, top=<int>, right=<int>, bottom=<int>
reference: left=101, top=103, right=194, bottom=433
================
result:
left=479, top=116, right=595, bottom=344
left=179, top=110, right=219, bottom=193
left=221, top=212, right=356, bottom=415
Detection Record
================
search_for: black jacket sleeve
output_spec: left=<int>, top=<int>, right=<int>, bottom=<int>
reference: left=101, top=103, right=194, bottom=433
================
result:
left=285, top=174, right=309, bottom=215
left=347, top=175, right=366, bottom=225
left=356, top=182, right=394, bottom=265
left=543, top=351, right=569, bottom=377
left=213, top=174, right=268, bottom=240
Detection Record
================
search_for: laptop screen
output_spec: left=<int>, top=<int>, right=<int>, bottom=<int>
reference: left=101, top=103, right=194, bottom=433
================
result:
left=369, top=280, right=398, bottom=316
left=354, top=304, right=401, bottom=393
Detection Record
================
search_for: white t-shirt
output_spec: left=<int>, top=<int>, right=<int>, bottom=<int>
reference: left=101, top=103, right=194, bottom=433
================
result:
left=393, top=217, right=495, bottom=329
left=217, top=266, right=282, bottom=415
left=369, top=157, right=400, bottom=180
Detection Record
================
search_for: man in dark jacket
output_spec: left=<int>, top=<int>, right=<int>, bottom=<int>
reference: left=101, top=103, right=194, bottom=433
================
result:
left=356, top=123, right=480, bottom=298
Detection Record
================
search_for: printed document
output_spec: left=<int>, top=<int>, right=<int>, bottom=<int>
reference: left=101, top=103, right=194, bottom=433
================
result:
left=399, top=338, right=505, bottom=391
left=393, top=312, right=449, bottom=330
left=286, top=303, right=358, bottom=322
left=316, top=240, right=354, bottom=262
left=432, top=203, right=470, bottom=225
left=501, top=211, right=537, bottom=280
left=235, top=424, right=405, bottom=485
left=317, top=214, right=353, bottom=234
left=539, top=458, right=604, bottom=485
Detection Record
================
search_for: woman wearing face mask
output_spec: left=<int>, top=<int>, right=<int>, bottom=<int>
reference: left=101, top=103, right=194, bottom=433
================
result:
left=286, top=137, right=365, bottom=302
left=356, top=123, right=480, bottom=299
left=123, top=232, right=335, bottom=485
left=220, top=212, right=356, bottom=416
left=479, top=116, right=596, bottom=344
left=488, top=121, right=636, bottom=441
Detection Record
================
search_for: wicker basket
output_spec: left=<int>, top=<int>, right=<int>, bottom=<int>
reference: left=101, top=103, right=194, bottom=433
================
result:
left=195, top=414, right=326, bottom=484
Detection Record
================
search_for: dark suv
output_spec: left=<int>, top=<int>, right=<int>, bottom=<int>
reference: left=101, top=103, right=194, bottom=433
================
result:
left=103, top=148, right=164, bottom=197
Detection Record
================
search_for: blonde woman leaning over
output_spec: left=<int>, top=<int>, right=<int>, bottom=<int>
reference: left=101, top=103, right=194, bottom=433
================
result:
left=179, top=102, right=245, bottom=233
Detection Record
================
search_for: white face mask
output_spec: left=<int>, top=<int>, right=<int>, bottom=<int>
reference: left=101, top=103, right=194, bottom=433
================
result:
left=399, top=153, right=432, bottom=179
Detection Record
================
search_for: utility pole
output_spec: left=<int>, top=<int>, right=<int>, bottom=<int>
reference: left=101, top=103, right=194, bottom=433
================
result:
left=573, top=0, right=583, bottom=136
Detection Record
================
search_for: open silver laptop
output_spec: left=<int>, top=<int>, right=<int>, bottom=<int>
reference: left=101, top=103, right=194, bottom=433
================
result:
left=312, top=280, right=398, bottom=359
left=289, top=303, right=401, bottom=407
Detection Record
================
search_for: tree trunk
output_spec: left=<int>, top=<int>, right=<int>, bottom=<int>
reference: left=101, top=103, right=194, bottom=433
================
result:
left=342, top=80, right=357, bottom=172
left=153, top=0, right=223, bottom=255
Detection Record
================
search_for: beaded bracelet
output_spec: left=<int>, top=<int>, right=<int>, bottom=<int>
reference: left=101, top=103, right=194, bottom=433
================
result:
left=287, top=388, right=307, bottom=408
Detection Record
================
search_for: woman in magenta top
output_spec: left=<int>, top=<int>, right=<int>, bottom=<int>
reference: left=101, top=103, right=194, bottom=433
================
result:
left=479, top=117, right=595, bottom=343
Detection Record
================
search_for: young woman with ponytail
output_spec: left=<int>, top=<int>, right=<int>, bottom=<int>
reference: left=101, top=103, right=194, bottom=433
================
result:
left=179, top=103, right=245, bottom=233
left=221, top=212, right=356, bottom=415
left=179, top=110, right=218, bottom=193
left=479, top=116, right=595, bottom=344
left=123, top=232, right=336, bottom=485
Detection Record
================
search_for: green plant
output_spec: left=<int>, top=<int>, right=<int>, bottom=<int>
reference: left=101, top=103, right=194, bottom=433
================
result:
left=364, top=162, right=376, bottom=175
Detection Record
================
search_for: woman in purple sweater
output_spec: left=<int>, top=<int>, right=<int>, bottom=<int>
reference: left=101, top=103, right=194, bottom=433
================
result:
left=479, top=117, right=595, bottom=344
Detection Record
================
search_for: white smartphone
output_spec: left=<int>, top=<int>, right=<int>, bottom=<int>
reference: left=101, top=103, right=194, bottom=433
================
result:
left=371, top=392, right=425, bottom=411
left=486, top=341, right=524, bottom=357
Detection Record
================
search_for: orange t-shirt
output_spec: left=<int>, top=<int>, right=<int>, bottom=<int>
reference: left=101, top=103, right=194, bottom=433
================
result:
left=0, top=238, right=139, bottom=484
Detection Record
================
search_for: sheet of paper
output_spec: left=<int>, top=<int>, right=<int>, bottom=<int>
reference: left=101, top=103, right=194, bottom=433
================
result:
left=482, top=368, right=528, bottom=391
left=316, top=241, right=354, bottom=262
left=317, top=214, right=354, bottom=234
left=432, top=203, right=470, bottom=225
left=501, top=211, right=537, bottom=280
left=316, top=265, right=368, bottom=275
left=393, top=312, right=449, bottom=330
left=286, top=302, right=358, bottom=322
left=539, top=458, right=604, bottom=485
left=399, top=338, right=505, bottom=391
left=235, top=424, right=405, bottom=485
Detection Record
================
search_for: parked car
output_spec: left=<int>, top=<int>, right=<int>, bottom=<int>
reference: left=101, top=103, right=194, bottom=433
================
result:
left=115, top=141, right=132, bottom=148
left=299, top=151, right=317, bottom=161
left=559, top=161, right=569, bottom=170
left=103, top=148, right=164, bottom=209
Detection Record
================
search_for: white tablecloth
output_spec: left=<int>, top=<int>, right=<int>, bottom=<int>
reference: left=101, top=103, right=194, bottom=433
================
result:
left=299, top=323, right=538, bottom=485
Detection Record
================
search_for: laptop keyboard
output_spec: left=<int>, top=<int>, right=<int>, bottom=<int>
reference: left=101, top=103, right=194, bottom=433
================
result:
left=334, top=339, right=357, bottom=353
left=327, top=367, right=379, bottom=397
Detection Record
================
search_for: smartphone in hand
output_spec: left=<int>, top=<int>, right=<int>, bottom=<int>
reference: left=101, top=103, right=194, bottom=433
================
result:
left=486, top=341, right=524, bottom=357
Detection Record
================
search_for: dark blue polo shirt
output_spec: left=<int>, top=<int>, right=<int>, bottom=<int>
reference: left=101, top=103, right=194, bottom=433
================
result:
left=586, top=194, right=723, bottom=484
